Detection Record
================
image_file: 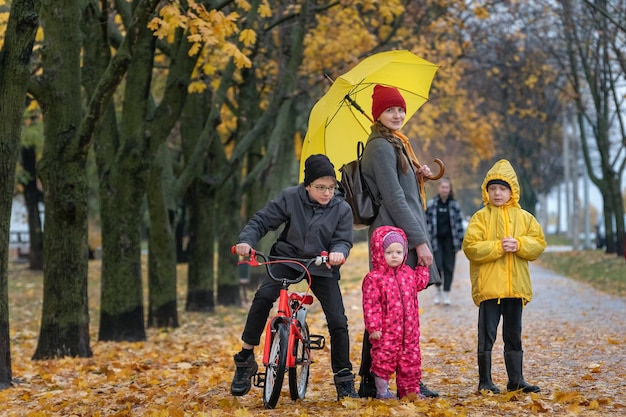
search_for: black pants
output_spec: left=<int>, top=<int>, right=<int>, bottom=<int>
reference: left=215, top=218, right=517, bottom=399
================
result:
left=434, top=236, right=455, bottom=292
left=241, top=263, right=352, bottom=374
left=477, top=298, right=523, bottom=353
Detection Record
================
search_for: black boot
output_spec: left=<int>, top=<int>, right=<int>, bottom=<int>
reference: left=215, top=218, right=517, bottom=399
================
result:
left=334, top=370, right=359, bottom=399
left=358, top=373, right=377, bottom=398
left=504, top=351, right=540, bottom=393
left=419, top=381, right=439, bottom=398
left=477, top=352, right=500, bottom=394
left=230, top=352, right=258, bottom=396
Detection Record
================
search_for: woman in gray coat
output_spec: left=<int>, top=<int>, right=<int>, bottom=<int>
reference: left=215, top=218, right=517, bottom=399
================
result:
left=357, top=84, right=441, bottom=398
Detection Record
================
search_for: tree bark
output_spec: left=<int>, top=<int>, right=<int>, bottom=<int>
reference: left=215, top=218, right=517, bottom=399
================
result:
left=0, top=0, right=41, bottom=388
left=97, top=7, right=160, bottom=340
left=32, top=0, right=92, bottom=360
left=182, top=92, right=215, bottom=312
left=185, top=180, right=216, bottom=311
left=97, top=166, right=147, bottom=341
left=215, top=176, right=243, bottom=305
left=147, top=144, right=179, bottom=327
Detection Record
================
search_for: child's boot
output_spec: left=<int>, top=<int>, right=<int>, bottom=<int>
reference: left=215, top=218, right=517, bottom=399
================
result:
left=477, top=352, right=500, bottom=394
left=504, top=351, right=540, bottom=393
left=374, top=375, right=395, bottom=399
left=230, top=351, right=258, bottom=396
left=334, top=370, right=359, bottom=399
left=443, top=291, right=451, bottom=305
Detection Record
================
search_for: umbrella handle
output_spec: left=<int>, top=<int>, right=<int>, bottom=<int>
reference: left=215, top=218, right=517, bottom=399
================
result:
left=414, top=158, right=445, bottom=181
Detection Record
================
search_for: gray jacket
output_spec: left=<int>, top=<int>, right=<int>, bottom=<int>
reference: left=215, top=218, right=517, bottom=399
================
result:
left=361, top=135, right=440, bottom=284
left=238, top=184, right=353, bottom=278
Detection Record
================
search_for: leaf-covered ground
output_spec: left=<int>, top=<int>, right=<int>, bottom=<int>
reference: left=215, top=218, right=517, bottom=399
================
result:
left=3, top=243, right=625, bottom=416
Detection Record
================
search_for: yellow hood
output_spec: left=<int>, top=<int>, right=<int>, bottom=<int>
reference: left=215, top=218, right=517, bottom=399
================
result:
left=481, top=159, right=521, bottom=209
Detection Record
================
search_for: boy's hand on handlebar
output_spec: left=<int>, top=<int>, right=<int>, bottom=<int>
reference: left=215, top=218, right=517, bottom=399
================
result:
left=326, top=252, right=345, bottom=268
left=235, top=243, right=252, bottom=256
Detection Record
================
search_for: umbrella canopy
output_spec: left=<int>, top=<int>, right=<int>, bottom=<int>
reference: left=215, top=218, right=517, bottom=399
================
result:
left=299, top=50, right=439, bottom=181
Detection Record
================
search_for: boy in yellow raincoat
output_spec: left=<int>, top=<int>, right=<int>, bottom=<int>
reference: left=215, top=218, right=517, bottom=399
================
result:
left=462, top=159, right=546, bottom=395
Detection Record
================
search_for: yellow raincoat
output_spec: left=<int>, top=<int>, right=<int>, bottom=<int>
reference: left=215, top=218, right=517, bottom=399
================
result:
left=462, top=160, right=546, bottom=307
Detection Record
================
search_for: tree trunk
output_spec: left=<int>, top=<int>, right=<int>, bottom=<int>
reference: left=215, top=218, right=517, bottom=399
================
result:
left=181, top=91, right=216, bottom=312
left=32, top=0, right=92, bottom=360
left=20, top=145, right=44, bottom=270
left=147, top=144, right=179, bottom=327
left=215, top=176, right=243, bottom=305
left=97, top=163, right=148, bottom=341
left=97, top=12, right=159, bottom=341
left=0, top=0, right=40, bottom=387
left=185, top=180, right=216, bottom=311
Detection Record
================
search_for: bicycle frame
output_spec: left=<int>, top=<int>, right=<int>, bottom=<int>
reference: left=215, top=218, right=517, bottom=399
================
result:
left=261, top=289, right=314, bottom=367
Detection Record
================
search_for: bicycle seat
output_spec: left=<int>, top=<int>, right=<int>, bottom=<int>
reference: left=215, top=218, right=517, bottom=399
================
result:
left=290, top=292, right=313, bottom=305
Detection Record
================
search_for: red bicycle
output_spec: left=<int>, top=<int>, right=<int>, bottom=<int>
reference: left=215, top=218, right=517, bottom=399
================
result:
left=232, top=247, right=327, bottom=409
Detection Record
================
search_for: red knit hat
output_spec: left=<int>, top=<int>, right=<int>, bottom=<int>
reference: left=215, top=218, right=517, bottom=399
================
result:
left=371, top=85, right=406, bottom=121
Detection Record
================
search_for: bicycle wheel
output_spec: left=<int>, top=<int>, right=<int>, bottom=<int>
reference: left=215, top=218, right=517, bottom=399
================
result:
left=263, top=322, right=288, bottom=409
left=289, top=321, right=310, bottom=400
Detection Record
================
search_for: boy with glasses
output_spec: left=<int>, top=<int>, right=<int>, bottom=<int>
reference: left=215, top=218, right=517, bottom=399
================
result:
left=231, top=154, right=359, bottom=400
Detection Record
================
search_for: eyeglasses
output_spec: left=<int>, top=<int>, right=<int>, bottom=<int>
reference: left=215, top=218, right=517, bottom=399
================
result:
left=312, top=184, right=338, bottom=193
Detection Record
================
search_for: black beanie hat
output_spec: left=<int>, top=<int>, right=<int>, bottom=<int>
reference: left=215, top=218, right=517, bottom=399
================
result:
left=486, top=179, right=511, bottom=190
left=304, top=154, right=336, bottom=185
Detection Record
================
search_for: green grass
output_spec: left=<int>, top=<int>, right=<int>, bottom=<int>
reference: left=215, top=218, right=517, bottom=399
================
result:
left=544, top=233, right=574, bottom=246
left=537, top=248, right=626, bottom=298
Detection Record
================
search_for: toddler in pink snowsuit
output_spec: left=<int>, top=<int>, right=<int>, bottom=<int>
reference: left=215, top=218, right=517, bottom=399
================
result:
left=362, top=225, right=430, bottom=399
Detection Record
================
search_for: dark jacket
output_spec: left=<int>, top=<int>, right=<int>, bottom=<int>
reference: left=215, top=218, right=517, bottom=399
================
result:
left=425, top=196, right=465, bottom=253
left=238, top=184, right=353, bottom=278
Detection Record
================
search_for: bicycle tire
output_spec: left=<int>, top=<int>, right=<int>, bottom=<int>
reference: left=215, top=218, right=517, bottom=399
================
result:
left=289, top=321, right=310, bottom=401
left=263, top=322, right=288, bottom=409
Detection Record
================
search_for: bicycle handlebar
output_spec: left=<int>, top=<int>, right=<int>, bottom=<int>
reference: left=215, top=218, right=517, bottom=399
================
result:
left=231, top=246, right=330, bottom=285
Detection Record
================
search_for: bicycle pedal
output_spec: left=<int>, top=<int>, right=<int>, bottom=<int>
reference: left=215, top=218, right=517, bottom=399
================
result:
left=308, top=334, right=326, bottom=350
left=253, top=372, right=265, bottom=388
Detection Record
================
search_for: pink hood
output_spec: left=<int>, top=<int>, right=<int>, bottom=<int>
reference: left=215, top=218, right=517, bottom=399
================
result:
left=369, top=225, right=408, bottom=272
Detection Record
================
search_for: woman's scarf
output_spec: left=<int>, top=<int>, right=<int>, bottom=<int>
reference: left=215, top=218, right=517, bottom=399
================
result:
left=393, top=130, right=427, bottom=210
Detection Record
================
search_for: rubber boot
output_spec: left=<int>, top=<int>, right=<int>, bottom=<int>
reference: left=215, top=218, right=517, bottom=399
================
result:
left=477, top=352, right=500, bottom=394
left=358, top=373, right=377, bottom=398
left=374, top=375, right=395, bottom=399
left=505, top=351, right=540, bottom=393
left=419, top=381, right=439, bottom=398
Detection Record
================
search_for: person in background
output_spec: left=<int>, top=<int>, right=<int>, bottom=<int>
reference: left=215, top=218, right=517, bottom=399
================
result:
left=425, top=178, right=465, bottom=305
left=362, top=226, right=430, bottom=399
left=230, top=154, right=359, bottom=400
left=359, top=84, right=441, bottom=398
left=462, top=159, right=546, bottom=395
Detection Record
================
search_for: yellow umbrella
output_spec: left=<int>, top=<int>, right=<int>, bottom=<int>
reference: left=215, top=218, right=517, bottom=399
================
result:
left=299, top=50, right=440, bottom=181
